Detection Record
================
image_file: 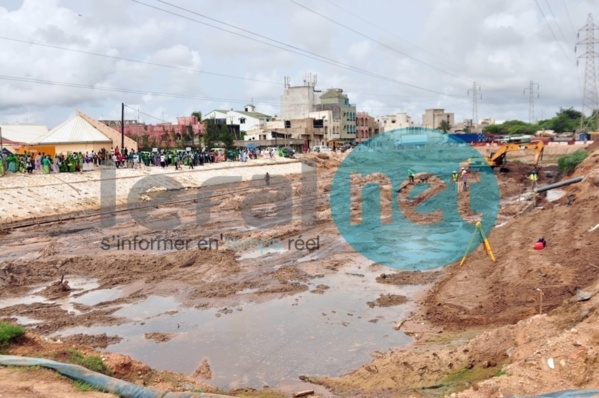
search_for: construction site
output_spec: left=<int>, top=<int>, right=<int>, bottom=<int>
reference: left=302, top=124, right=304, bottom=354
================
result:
left=0, top=138, right=598, bottom=398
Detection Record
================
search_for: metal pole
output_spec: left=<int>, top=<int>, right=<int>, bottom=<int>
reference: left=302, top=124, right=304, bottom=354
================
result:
left=121, top=102, right=125, bottom=150
left=0, top=126, right=3, bottom=153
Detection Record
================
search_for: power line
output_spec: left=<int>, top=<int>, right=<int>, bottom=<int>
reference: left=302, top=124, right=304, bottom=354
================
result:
left=0, top=36, right=280, bottom=86
left=322, top=0, right=465, bottom=73
left=576, top=13, right=599, bottom=131
left=131, top=0, right=457, bottom=97
left=0, top=74, right=280, bottom=106
left=543, top=0, right=571, bottom=46
left=534, top=0, right=574, bottom=63
left=289, top=0, right=468, bottom=81
left=561, top=0, right=578, bottom=36
left=123, top=104, right=166, bottom=123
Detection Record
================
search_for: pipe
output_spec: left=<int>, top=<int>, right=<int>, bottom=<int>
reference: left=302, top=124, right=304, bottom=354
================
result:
left=534, top=176, right=584, bottom=193
left=0, top=355, right=231, bottom=398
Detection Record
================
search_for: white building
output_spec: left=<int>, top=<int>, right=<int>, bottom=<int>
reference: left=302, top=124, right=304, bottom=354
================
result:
left=376, top=112, right=414, bottom=132
left=203, top=104, right=272, bottom=132
left=422, top=109, right=455, bottom=129
left=280, top=75, right=321, bottom=120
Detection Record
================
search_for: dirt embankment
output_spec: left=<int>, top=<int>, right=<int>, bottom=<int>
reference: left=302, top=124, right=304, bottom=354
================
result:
left=312, top=147, right=599, bottom=397
left=2, top=332, right=221, bottom=396
left=1, top=148, right=597, bottom=397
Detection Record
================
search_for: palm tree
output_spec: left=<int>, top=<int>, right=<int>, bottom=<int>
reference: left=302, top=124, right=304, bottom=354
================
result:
left=438, top=120, right=451, bottom=133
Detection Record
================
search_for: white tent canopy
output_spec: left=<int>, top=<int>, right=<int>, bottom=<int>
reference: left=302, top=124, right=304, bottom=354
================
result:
left=0, top=124, right=48, bottom=144
left=36, top=115, right=111, bottom=144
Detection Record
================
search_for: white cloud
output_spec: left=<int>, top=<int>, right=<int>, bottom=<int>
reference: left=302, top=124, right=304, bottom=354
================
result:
left=0, top=0, right=595, bottom=128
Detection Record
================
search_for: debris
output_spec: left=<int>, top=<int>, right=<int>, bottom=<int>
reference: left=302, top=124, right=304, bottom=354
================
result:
left=589, top=223, right=599, bottom=232
left=394, top=320, right=406, bottom=330
left=547, top=358, right=555, bottom=369
left=576, top=290, right=592, bottom=301
left=293, top=390, right=315, bottom=398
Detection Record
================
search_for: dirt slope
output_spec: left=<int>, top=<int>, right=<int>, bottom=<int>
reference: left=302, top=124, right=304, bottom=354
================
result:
left=310, top=146, right=599, bottom=397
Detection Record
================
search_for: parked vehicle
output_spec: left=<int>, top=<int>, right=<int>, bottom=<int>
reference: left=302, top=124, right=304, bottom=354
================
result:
left=281, top=146, right=296, bottom=158
left=311, top=145, right=331, bottom=153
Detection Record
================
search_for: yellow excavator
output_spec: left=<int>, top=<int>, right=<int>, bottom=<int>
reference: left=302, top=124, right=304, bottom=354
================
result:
left=468, top=141, right=544, bottom=168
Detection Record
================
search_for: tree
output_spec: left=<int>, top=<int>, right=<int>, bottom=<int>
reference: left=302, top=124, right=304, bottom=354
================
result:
left=483, top=124, right=504, bottom=135
left=437, top=119, right=451, bottom=133
left=220, top=125, right=234, bottom=149
left=204, top=119, right=221, bottom=149
left=192, top=111, right=202, bottom=121
left=141, top=134, right=149, bottom=150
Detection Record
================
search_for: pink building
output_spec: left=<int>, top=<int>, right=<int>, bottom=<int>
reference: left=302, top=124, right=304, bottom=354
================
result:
left=356, top=112, right=379, bottom=143
left=100, top=116, right=206, bottom=149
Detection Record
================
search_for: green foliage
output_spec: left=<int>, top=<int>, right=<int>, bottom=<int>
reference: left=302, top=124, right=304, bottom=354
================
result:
left=68, top=349, right=112, bottom=376
left=141, top=134, right=150, bottom=150
left=485, top=108, right=587, bottom=136
left=541, top=107, right=582, bottom=133
left=483, top=120, right=539, bottom=135
left=0, top=322, right=25, bottom=346
left=73, top=380, right=101, bottom=392
left=191, top=111, right=202, bottom=121
left=558, top=149, right=588, bottom=173
left=437, top=119, right=451, bottom=133
left=204, top=119, right=232, bottom=148
left=221, top=129, right=235, bottom=149
left=495, top=369, right=510, bottom=377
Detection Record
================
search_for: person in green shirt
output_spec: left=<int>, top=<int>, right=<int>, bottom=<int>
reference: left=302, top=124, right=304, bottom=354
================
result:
left=408, top=169, right=415, bottom=184
left=42, top=156, right=51, bottom=174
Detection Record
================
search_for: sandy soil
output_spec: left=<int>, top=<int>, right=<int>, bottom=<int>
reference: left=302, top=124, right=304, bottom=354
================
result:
left=0, top=366, right=115, bottom=397
left=1, top=143, right=597, bottom=397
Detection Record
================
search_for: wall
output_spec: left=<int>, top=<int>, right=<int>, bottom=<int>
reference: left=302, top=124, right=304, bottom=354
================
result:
left=280, top=86, right=321, bottom=120
left=53, top=142, right=111, bottom=155
left=78, top=111, right=139, bottom=152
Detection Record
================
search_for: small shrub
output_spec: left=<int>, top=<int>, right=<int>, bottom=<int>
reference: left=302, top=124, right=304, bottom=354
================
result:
left=558, top=150, right=588, bottom=173
left=68, top=349, right=112, bottom=376
left=73, top=380, right=101, bottom=392
left=0, top=322, right=25, bottom=346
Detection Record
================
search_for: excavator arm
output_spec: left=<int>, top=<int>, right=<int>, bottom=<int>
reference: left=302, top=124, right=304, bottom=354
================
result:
left=485, top=141, right=544, bottom=167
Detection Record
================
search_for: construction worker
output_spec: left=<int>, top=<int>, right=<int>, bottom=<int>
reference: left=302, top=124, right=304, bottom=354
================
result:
left=408, top=169, right=415, bottom=184
left=452, top=171, right=459, bottom=184
left=529, top=169, right=538, bottom=190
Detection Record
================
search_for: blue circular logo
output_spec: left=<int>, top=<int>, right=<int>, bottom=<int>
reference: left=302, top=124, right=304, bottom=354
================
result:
left=330, top=128, right=499, bottom=270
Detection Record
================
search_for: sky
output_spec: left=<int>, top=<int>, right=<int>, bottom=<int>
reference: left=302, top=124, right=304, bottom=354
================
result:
left=0, top=0, right=597, bottom=128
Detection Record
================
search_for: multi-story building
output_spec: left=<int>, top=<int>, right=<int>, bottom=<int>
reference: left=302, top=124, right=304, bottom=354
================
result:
left=376, top=112, right=414, bottom=132
left=422, top=109, right=455, bottom=130
left=313, top=88, right=356, bottom=144
left=356, top=112, right=379, bottom=143
left=280, top=83, right=322, bottom=120
left=248, top=76, right=358, bottom=149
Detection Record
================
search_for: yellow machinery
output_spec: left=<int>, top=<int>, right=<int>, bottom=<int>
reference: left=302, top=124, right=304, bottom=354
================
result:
left=469, top=141, right=544, bottom=168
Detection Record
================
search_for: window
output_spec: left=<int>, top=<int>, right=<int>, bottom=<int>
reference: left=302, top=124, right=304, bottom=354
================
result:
left=240, top=118, right=246, bottom=124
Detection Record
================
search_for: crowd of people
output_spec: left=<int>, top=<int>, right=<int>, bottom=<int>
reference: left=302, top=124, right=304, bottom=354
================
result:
left=0, top=145, right=290, bottom=176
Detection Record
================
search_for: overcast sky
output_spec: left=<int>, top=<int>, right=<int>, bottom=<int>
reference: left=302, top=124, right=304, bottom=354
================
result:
left=0, top=0, right=597, bottom=128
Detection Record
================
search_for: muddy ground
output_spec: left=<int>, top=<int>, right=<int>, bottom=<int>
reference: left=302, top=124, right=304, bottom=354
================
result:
left=1, top=143, right=598, bottom=397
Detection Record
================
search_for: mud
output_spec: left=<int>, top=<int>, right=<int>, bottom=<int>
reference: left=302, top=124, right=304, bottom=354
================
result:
left=1, top=146, right=597, bottom=397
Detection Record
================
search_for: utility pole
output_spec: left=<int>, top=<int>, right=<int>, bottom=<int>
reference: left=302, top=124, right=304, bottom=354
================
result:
left=467, top=81, right=482, bottom=129
left=524, top=81, right=540, bottom=124
left=121, top=102, right=125, bottom=150
left=576, top=13, right=599, bottom=132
